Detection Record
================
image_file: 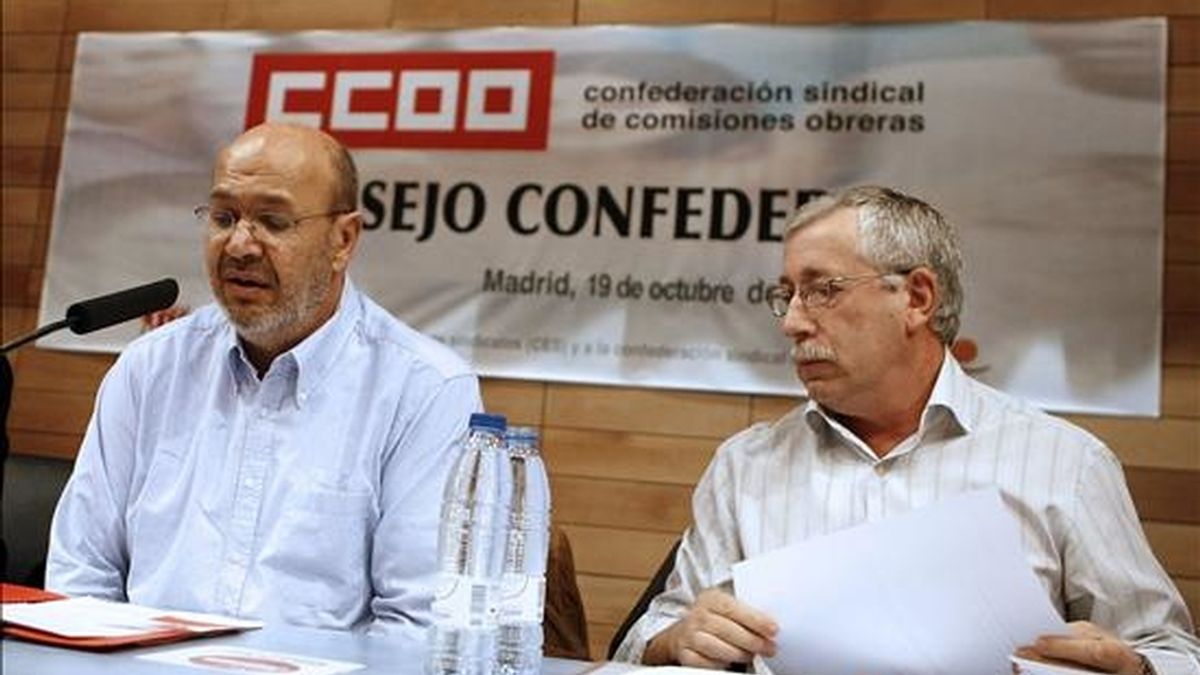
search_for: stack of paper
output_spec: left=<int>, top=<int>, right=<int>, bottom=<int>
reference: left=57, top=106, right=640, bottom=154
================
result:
left=2, top=591, right=262, bottom=650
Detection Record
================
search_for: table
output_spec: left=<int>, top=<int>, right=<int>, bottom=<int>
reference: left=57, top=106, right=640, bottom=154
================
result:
left=2, top=624, right=606, bottom=674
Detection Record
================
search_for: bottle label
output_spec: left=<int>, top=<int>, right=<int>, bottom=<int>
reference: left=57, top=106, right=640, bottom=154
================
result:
left=432, top=574, right=496, bottom=627
left=498, top=574, right=546, bottom=623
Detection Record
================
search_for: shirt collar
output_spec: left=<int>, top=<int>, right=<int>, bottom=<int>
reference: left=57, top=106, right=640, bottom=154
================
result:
left=803, top=349, right=973, bottom=445
left=223, top=280, right=361, bottom=408
left=923, top=350, right=974, bottom=435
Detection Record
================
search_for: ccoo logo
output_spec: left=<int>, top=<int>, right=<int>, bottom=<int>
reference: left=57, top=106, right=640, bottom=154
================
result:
left=244, top=51, right=555, bottom=150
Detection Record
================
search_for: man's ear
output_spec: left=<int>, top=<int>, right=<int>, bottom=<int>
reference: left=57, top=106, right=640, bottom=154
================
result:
left=330, top=211, right=362, bottom=272
left=903, top=267, right=939, bottom=333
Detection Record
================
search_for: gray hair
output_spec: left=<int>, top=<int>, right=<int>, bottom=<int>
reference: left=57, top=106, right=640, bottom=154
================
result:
left=319, top=135, right=358, bottom=213
left=785, top=185, right=964, bottom=345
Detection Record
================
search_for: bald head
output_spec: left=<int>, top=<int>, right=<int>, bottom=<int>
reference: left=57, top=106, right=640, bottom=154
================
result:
left=204, top=123, right=363, bottom=372
left=218, top=124, right=357, bottom=213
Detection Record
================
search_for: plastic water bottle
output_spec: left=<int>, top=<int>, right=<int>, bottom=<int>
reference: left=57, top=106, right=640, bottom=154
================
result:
left=495, top=426, right=551, bottom=675
left=428, top=413, right=511, bottom=675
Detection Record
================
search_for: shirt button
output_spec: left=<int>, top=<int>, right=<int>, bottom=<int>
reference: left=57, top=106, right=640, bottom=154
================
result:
left=874, top=463, right=887, bottom=476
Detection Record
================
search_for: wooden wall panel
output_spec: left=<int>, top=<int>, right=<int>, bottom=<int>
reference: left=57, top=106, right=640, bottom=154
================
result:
left=225, top=0, right=393, bottom=30
left=59, top=34, right=77, bottom=72
left=1, top=186, right=43, bottom=224
left=1144, top=521, right=1200, bottom=578
left=1165, top=313, right=1199, bottom=365
left=390, top=0, right=575, bottom=28
left=7, top=429, right=83, bottom=461
left=45, top=109, right=65, bottom=148
left=1, top=224, right=36, bottom=266
left=1, top=109, right=52, bottom=147
left=1063, top=416, right=1200, bottom=471
left=0, top=34, right=62, bottom=71
left=552, top=476, right=693, bottom=533
left=561, top=524, right=678, bottom=579
left=1167, top=162, right=1200, bottom=213
left=1, top=146, right=47, bottom=186
left=578, top=0, right=773, bottom=24
left=0, top=306, right=37, bottom=342
left=750, top=394, right=799, bottom=424
left=777, top=0, right=985, bottom=23
left=52, top=71, right=71, bottom=110
left=545, top=383, right=748, bottom=437
left=1166, top=263, right=1200, bottom=313
left=64, top=0, right=227, bottom=32
left=8, top=388, right=95, bottom=436
left=2, top=2, right=1198, bottom=659
left=0, top=1, right=67, bottom=33
left=3, top=265, right=41, bottom=307
left=12, top=349, right=113, bottom=393
left=1178, top=578, right=1200, bottom=626
left=1126, top=467, right=1200, bottom=524
left=480, top=378, right=545, bottom=426
left=2, top=72, right=57, bottom=109
left=1170, top=65, right=1200, bottom=113
left=543, top=427, right=714, bottom=485
left=1173, top=18, right=1200, bottom=64
left=987, top=0, right=1200, bottom=19
left=1169, top=115, right=1200, bottom=162
left=42, top=145, right=62, bottom=187
left=576, top=574, right=644, bottom=625
left=1166, top=214, right=1200, bottom=264
left=1162, top=366, right=1200, bottom=418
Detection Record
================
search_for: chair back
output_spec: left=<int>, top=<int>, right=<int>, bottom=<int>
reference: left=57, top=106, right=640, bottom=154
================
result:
left=606, top=538, right=681, bottom=659
left=544, top=525, right=590, bottom=660
left=2, top=454, right=74, bottom=587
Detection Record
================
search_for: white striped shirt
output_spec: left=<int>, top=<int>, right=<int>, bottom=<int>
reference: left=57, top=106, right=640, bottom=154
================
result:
left=615, top=354, right=1199, bottom=673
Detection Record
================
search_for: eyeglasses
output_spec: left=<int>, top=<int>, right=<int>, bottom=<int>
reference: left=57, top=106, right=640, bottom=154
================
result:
left=766, top=269, right=913, bottom=318
left=193, top=205, right=346, bottom=238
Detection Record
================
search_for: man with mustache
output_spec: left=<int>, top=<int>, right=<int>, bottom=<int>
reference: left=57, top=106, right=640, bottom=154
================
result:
left=45, top=124, right=482, bottom=638
left=614, top=186, right=1198, bottom=672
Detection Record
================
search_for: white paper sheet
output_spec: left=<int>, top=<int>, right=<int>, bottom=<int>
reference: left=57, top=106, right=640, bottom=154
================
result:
left=138, top=645, right=364, bottom=674
left=732, top=489, right=1067, bottom=674
left=2, top=596, right=262, bottom=638
left=1010, top=655, right=1104, bottom=674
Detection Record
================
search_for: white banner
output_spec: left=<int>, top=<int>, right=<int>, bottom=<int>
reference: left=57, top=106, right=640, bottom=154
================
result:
left=41, top=21, right=1165, bottom=415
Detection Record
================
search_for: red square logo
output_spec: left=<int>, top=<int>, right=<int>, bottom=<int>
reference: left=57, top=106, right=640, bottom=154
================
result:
left=483, top=87, right=512, bottom=114
left=414, top=87, right=443, bottom=114
left=245, top=50, right=555, bottom=150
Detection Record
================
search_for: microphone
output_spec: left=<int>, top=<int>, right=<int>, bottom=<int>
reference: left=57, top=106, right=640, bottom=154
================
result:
left=0, top=278, right=179, bottom=353
left=65, top=278, right=180, bottom=334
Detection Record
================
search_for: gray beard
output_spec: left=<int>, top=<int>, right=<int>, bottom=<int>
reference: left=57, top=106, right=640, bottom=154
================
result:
left=222, top=272, right=332, bottom=345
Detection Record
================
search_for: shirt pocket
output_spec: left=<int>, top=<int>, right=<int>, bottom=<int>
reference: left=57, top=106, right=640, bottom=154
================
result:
left=295, top=483, right=376, bottom=518
left=268, top=477, right=377, bottom=624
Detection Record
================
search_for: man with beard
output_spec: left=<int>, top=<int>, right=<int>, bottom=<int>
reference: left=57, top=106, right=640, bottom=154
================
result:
left=613, top=186, right=1199, bottom=673
left=45, top=124, right=481, bottom=639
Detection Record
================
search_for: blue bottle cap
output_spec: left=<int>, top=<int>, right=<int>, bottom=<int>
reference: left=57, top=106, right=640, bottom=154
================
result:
left=469, top=412, right=508, bottom=432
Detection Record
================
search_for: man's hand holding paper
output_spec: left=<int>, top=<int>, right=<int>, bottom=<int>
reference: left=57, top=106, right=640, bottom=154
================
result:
left=643, top=588, right=778, bottom=668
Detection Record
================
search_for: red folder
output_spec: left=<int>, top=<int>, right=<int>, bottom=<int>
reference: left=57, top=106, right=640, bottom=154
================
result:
left=1, top=583, right=252, bottom=651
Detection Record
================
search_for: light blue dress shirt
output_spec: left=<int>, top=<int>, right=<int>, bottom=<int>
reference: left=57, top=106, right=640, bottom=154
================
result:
left=46, top=281, right=482, bottom=640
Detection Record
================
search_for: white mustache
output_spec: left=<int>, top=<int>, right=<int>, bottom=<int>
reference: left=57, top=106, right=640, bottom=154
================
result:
left=792, top=342, right=836, bottom=363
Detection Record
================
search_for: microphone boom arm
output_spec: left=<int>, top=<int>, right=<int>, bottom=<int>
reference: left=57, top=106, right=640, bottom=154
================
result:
left=0, top=319, right=71, bottom=354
